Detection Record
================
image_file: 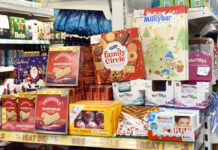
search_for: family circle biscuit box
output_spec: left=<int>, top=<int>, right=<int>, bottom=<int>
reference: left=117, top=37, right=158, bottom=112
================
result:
left=133, top=6, right=189, bottom=80
left=46, top=47, right=80, bottom=86
left=90, top=27, right=146, bottom=84
left=34, top=89, right=69, bottom=134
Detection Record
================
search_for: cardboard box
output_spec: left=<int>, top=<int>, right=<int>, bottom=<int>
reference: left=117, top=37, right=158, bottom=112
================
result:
left=148, top=111, right=201, bottom=141
left=174, top=0, right=189, bottom=7
left=144, top=80, right=174, bottom=107
left=90, top=27, right=146, bottom=84
left=160, top=0, right=174, bottom=6
left=190, top=0, right=205, bottom=7
left=113, top=79, right=145, bottom=106
left=133, top=6, right=189, bottom=80
left=25, top=20, right=38, bottom=40
left=69, top=101, right=122, bottom=136
left=35, top=89, right=69, bottom=134
left=0, top=15, right=10, bottom=39
left=46, top=47, right=80, bottom=86
left=9, top=17, right=26, bottom=39
left=174, top=81, right=212, bottom=109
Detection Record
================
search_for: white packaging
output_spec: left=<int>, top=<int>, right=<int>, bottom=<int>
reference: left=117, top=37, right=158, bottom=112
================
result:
left=174, top=81, right=212, bottom=109
left=144, top=80, right=174, bottom=106
left=112, top=79, right=145, bottom=106
left=44, top=22, right=51, bottom=40
left=25, top=20, right=38, bottom=40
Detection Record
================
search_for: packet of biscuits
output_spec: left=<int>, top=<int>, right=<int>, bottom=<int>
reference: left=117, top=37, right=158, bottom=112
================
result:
left=90, top=27, right=146, bottom=84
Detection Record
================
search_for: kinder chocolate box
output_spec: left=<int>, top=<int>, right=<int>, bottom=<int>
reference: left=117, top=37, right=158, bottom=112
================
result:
left=91, top=27, right=146, bottom=84
left=35, top=89, right=69, bottom=134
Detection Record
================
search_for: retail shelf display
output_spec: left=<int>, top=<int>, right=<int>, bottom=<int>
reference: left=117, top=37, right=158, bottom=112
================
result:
left=42, top=0, right=111, bottom=20
left=0, top=40, right=50, bottom=45
left=0, top=0, right=54, bottom=18
left=0, top=66, right=14, bottom=73
left=0, top=131, right=195, bottom=150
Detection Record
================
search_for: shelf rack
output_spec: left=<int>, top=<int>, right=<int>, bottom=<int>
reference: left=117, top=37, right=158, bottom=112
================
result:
left=0, top=131, right=196, bottom=150
left=0, top=66, right=15, bottom=73
left=0, top=39, right=50, bottom=45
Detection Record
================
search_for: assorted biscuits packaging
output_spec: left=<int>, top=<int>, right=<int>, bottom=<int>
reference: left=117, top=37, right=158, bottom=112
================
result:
left=133, top=6, right=189, bottom=80
left=35, top=89, right=69, bottom=134
left=91, top=27, right=146, bottom=84
left=46, top=47, right=80, bottom=86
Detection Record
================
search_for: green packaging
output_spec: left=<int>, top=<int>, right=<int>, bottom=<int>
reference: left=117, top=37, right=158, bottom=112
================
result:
left=160, top=0, right=174, bottom=7
left=9, top=17, right=26, bottom=39
left=190, top=0, right=205, bottom=7
left=174, top=0, right=190, bottom=7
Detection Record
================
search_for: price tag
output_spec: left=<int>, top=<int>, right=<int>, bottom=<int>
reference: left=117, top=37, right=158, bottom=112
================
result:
left=91, top=35, right=101, bottom=44
left=11, top=132, right=23, bottom=141
left=197, top=67, right=210, bottom=76
left=164, top=142, right=182, bottom=150
left=72, top=137, right=85, bottom=145
left=47, top=134, right=61, bottom=144
left=133, top=9, right=145, bottom=18
left=100, top=138, right=120, bottom=148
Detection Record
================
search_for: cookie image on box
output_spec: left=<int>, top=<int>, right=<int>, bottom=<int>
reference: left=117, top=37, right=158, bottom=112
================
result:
left=91, top=28, right=146, bottom=84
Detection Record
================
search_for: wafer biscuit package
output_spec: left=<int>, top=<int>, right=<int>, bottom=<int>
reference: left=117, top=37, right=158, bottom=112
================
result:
left=46, top=47, right=80, bottom=86
left=90, top=27, right=146, bottom=84
left=69, top=101, right=122, bottom=136
left=133, top=6, right=189, bottom=80
left=35, top=89, right=69, bottom=134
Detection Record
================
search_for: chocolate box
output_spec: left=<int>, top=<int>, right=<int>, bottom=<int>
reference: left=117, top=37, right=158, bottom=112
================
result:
left=133, top=6, right=189, bottom=80
left=91, top=27, right=146, bottom=84
left=14, top=56, right=47, bottom=89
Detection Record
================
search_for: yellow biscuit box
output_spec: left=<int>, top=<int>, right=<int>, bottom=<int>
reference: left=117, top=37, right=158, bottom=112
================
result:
left=69, top=101, right=122, bottom=136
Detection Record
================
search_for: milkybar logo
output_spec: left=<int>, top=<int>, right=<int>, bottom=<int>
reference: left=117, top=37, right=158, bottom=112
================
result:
left=43, top=97, right=61, bottom=105
left=144, top=12, right=173, bottom=23
left=102, top=41, right=128, bottom=71
left=54, top=53, right=72, bottom=61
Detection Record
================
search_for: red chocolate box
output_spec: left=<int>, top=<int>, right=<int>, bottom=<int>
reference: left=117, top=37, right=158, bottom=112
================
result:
left=91, top=27, right=146, bottom=84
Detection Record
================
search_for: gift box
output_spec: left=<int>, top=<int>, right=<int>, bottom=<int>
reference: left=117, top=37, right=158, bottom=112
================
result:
left=1, top=93, right=35, bottom=132
left=174, top=81, right=212, bottom=109
left=148, top=111, right=203, bottom=142
left=69, top=87, right=83, bottom=103
left=91, top=27, right=146, bottom=84
left=189, top=38, right=214, bottom=82
left=133, top=6, right=189, bottom=80
left=35, top=89, right=69, bottom=134
left=14, top=56, right=47, bottom=89
left=9, top=17, right=26, bottom=39
left=69, top=101, right=122, bottom=136
left=113, top=79, right=145, bottom=106
left=144, top=80, right=175, bottom=107
left=46, top=47, right=80, bottom=86
left=84, top=85, right=113, bottom=101
left=116, top=106, right=159, bottom=137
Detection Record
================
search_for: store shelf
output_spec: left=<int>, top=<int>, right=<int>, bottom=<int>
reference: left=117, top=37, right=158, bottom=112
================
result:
left=0, top=0, right=54, bottom=18
left=42, top=0, right=111, bottom=20
left=0, top=66, right=14, bottom=73
left=0, top=131, right=195, bottom=150
left=0, top=39, right=50, bottom=44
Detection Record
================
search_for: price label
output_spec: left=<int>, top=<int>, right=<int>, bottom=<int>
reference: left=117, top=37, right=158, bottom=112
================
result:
left=72, top=137, right=85, bottom=145
left=133, top=9, right=144, bottom=18
left=136, top=140, right=162, bottom=149
left=100, top=139, right=120, bottom=148
left=0, top=133, right=5, bottom=140
left=164, top=142, right=182, bottom=150
left=91, top=35, right=101, bottom=44
left=11, top=132, right=23, bottom=141
left=197, top=67, right=210, bottom=76
left=47, top=134, right=61, bottom=144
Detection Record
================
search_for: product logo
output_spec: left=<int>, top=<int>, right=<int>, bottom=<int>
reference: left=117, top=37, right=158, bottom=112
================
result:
left=43, top=97, right=61, bottom=105
left=101, top=41, right=128, bottom=71
left=189, top=58, right=207, bottom=64
left=144, top=12, right=174, bottom=23
left=54, top=53, right=72, bottom=61
left=17, top=20, right=24, bottom=30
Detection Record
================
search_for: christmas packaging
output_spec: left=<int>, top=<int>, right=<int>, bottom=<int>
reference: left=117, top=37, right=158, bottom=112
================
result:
left=35, top=89, right=69, bottom=134
left=44, top=22, right=51, bottom=41
left=112, top=79, right=145, bottom=106
left=144, top=80, right=174, bottom=107
left=0, top=15, right=10, bottom=39
left=14, top=56, right=47, bottom=89
left=148, top=111, right=202, bottom=141
left=9, top=17, right=26, bottom=39
left=160, top=0, right=174, bottom=7
left=174, top=81, right=212, bottom=109
left=25, top=20, right=38, bottom=40
left=46, top=47, right=80, bottom=86
left=69, top=87, right=83, bottom=103
left=189, top=38, right=214, bottom=82
left=2, top=95, right=18, bottom=122
left=133, top=6, right=189, bottom=80
left=91, top=27, right=146, bottom=84
left=116, top=106, right=159, bottom=137
left=69, top=101, right=122, bottom=136
left=37, top=21, right=45, bottom=40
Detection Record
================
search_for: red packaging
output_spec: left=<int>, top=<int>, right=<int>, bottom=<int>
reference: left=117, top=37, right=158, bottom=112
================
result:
left=91, top=27, right=146, bottom=84
left=46, top=47, right=80, bottom=86
left=83, top=77, right=95, bottom=85
left=34, top=89, right=69, bottom=134
left=90, top=85, right=113, bottom=101
left=19, top=97, right=34, bottom=122
left=83, top=54, right=93, bottom=63
left=69, top=87, right=83, bottom=103
left=83, top=70, right=95, bottom=78
left=2, top=96, right=17, bottom=121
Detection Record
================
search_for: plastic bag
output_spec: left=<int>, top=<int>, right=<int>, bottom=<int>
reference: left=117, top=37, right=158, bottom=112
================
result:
left=71, top=10, right=82, bottom=35
left=58, top=10, right=72, bottom=32
left=90, top=12, right=99, bottom=35
left=53, top=10, right=65, bottom=31
left=65, top=10, right=76, bottom=34
left=78, top=11, right=88, bottom=36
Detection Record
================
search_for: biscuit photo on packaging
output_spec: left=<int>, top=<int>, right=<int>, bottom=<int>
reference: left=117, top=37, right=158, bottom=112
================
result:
left=46, top=47, right=80, bottom=86
left=91, top=27, right=146, bottom=84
